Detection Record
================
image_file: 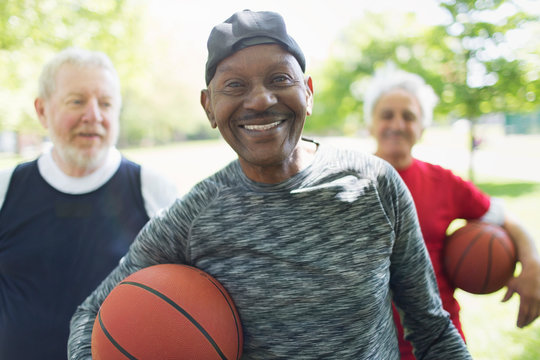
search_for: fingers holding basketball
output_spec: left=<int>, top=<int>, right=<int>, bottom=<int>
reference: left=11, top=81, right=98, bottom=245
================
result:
left=503, top=263, right=540, bottom=328
left=501, top=281, right=516, bottom=303
left=516, top=298, right=540, bottom=328
left=513, top=289, right=540, bottom=328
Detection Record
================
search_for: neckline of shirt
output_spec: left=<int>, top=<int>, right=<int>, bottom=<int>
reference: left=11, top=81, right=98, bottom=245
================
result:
left=37, top=146, right=122, bottom=194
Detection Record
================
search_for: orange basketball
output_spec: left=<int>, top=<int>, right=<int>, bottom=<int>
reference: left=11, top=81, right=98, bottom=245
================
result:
left=443, top=221, right=517, bottom=294
left=91, top=264, right=243, bottom=360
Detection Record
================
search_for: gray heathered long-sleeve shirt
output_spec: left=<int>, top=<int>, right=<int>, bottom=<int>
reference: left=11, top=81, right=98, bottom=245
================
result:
left=68, top=143, right=471, bottom=359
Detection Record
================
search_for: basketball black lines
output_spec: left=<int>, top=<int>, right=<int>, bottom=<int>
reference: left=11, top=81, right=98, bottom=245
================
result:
left=117, top=280, right=229, bottom=360
left=444, top=221, right=516, bottom=294
left=196, top=272, right=243, bottom=360
left=97, top=311, right=137, bottom=360
left=92, top=264, right=243, bottom=359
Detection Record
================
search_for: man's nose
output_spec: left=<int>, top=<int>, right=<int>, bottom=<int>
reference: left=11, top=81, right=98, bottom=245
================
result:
left=81, top=99, right=103, bottom=123
left=243, top=84, right=278, bottom=111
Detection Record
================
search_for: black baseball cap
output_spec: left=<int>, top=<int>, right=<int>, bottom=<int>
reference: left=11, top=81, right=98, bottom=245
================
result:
left=204, top=9, right=306, bottom=85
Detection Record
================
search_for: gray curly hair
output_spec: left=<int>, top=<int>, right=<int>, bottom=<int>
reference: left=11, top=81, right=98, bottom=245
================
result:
left=363, top=65, right=438, bottom=127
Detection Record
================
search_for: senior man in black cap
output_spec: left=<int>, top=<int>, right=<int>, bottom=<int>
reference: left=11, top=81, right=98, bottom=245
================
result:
left=68, top=10, right=472, bottom=359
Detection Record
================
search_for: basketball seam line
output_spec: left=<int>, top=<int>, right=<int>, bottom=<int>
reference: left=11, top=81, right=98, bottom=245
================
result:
left=177, top=265, right=242, bottom=360
left=482, top=235, right=495, bottom=293
left=98, top=310, right=138, bottom=360
left=201, top=275, right=242, bottom=360
left=451, top=232, right=482, bottom=287
left=499, top=236, right=517, bottom=263
left=121, top=280, right=229, bottom=360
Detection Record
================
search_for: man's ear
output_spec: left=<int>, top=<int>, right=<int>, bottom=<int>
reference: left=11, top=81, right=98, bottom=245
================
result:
left=34, top=97, right=49, bottom=129
left=305, top=76, right=314, bottom=116
left=200, top=89, right=217, bottom=129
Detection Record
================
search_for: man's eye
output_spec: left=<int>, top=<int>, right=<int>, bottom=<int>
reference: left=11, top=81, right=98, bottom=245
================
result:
left=224, top=80, right=243, bottom=88
left=219, top=81, right=246, bottom=95
left=272, top=74, right=292, bottom=85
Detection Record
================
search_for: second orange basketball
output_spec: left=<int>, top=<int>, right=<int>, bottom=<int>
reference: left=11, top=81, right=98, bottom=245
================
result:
left=443, top=221, right=517, bottom=295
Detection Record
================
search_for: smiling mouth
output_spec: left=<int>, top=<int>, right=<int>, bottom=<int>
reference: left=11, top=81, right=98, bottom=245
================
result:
left=242, top=120, right=284, bottom=131
left=382, top=130, right=407, bottom=139
left=76, top=132, right=104, bottom=141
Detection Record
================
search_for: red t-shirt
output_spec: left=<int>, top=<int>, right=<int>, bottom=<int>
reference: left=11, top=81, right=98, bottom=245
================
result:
left=393, top=158, right=490, bottom=359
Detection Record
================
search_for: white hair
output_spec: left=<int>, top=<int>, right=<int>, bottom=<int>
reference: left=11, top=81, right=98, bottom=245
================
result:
left=38, top=47, right=121, bottom=104
left=363, top=65, right=438, bottom=127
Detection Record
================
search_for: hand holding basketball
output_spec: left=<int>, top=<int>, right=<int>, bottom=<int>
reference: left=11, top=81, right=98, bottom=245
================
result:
left=502, top=263, right=540, bottom=328
left=91, top=264, right=243, bottom=360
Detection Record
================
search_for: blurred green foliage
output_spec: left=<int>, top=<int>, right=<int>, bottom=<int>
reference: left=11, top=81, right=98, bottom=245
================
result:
left=0, top=0, right=214, bottom=149
left=1, top=1, right=138, bottom=125
left=2, top=0, right=540, bottom=149
left=307, top=0, right=540, bottom=135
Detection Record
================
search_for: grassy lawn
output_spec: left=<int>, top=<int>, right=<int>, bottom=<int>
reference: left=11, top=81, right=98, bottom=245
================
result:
left=457, top=177, right=540, bottom=360
left=1, top=127, right=539, bottom=359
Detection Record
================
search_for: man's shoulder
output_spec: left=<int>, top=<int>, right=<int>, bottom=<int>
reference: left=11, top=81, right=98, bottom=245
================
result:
left=319, top=142, right=383, bottom=167
left=178, top=162, right=238, bottom=205
left=0, top=159, right=39, bottom=209
left=120, top=156, right=142, bottom=169
left=327, top=145, right=395, bottom=182
left=0, top=159, right=39, bottom=183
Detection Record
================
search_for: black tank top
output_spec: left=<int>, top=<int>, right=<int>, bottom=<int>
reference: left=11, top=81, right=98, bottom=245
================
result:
left=0, top=158, right=149, bottom=359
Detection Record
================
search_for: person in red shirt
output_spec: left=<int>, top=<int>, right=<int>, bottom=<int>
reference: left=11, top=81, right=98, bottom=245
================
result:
left=363, top=66, right=540, bottom=359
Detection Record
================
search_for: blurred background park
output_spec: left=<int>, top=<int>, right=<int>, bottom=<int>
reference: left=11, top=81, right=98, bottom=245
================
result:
left=1, top=0, right=539, bottom=358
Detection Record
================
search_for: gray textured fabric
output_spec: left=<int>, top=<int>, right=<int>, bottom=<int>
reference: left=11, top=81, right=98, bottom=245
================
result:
left=68, top=143, right=471, bottom=359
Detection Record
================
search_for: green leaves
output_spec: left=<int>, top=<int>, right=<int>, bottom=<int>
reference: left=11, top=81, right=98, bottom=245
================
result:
left=308, top=0, right=540, bottom=134
left=0, top=0, right=144, bottom=135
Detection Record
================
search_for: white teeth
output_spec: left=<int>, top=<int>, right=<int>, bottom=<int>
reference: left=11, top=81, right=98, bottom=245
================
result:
left=244, top=120, right=282, bottom=131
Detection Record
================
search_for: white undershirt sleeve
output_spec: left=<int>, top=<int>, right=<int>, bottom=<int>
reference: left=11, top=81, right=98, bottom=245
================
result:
left=0, top=167, right=15, bottom=211
left=140, top=166, right=179, bottom=218
left=479, top=197, right=505, bottom=226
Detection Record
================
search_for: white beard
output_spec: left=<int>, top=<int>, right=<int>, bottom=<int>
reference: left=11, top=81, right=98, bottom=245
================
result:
left=55, top=143, right=110, bottom=173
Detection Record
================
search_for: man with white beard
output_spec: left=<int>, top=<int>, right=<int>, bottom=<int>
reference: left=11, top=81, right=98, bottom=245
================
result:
left=0, top=48, right=178, bottom=360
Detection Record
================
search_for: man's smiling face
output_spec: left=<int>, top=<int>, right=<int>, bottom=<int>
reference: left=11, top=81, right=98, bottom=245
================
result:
left=201, top=44, right=313, bottom=179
